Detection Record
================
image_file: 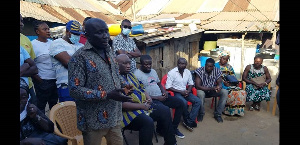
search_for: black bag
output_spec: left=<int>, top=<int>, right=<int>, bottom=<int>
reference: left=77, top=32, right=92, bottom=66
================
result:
left=225, top=75, right=239, bottom=84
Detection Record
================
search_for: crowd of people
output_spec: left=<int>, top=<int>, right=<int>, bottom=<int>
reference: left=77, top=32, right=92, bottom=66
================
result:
left=20, top=14, right=279, bottom=145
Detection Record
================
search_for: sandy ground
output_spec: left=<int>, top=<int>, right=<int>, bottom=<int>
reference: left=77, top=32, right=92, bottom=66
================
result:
left=45, top=89, right=279, bottom=145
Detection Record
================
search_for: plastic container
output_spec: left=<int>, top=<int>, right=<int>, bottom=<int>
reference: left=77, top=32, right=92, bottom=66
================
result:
left=108, top=24, right=121, bottom=36
left=131, top=24, right=144, bottom=35
left=203, top=41, right=217, bottom=51
left=199, top=56, right=210, bottom=67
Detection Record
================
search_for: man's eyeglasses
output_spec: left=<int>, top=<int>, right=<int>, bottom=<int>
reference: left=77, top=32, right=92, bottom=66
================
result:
left=122, top=25, right=132, bottom=29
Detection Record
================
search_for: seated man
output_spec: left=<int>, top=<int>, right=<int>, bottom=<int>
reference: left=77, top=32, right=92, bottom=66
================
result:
left=194, top=58, right=228, bottom=123
left=20, top=78, right=67, bottom=145
left=165, top=58, right=201, bottom=131
left=134, top=55, right=186, bottom=139
left=117, top=54, right=177, bottom=145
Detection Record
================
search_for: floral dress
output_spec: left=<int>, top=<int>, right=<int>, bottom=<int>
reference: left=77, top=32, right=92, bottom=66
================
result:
left=245, top=64, right=271, bottom=102
left=215, top=62, right=246, bottom=116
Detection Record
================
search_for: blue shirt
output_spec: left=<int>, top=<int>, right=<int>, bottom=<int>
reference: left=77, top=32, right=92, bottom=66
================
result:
left=20, top=46, right=30, bottom=85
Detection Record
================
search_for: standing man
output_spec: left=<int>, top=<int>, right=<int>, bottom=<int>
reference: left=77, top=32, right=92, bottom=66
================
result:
left=49, top=20, right=84, bottom=102
left=68, top=18, right=132, bottom=145
left=165, top=58, right=201, bottom=131
left=79, top=17, right=92, bottom=45
left=20, top=13, right=37, bottom=105
left=112, top=19, right=141, bottom=72
left=194, top=58, right=228, bottom=123
left=134, top=55, right=186, bottom=138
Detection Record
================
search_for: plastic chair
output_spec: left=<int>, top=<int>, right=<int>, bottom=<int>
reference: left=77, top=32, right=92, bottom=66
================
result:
left=272, top=85, right=279, bottom=116
left=49, top=101, right=83, bottom=145
left=161, top=74, right=197, bottom=122
left=243, top=81, right=271, bottom=112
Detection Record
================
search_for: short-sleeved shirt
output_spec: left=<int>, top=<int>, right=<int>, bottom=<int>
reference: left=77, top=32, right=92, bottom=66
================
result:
left=20, top=33, right=36, bottom=88
left=49, top=38, right=83, bottom=88
left=112, top=34, right=137, bottom=72
left=134, top=69, right=162, bottom=97
left=165, top=67, right=194, bottom=91
left=194, top=66, right=222, bottom=88
left=31, top=39, right=56, bottom=79
left=20, top=46, right=30, bottom=85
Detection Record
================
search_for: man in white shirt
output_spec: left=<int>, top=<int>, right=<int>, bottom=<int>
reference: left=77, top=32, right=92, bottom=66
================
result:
left=49, top=20, right=84, bottom=102
left=165, top=58, right=201, bottom=131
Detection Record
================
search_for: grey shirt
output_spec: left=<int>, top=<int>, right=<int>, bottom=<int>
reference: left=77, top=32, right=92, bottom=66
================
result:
left=134, top=69, right=162, bottom=97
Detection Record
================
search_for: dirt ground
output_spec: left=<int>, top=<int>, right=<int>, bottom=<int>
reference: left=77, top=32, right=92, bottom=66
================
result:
left=45, top=90, right=279, bottom=145
left=121, top=96, right=279, bottom=145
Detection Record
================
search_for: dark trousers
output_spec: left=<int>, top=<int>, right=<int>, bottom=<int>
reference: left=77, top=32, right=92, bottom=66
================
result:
left=150, top=102, right=177, bottom=145
left=34, top=79, right=59, bottom=114
left=153, top=96, right=184, bottom=131
left=125, top=113, right=154, bottom=145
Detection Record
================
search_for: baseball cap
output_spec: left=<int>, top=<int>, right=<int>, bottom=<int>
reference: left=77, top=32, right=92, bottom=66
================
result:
left=66, top=20, right=82, bottom=35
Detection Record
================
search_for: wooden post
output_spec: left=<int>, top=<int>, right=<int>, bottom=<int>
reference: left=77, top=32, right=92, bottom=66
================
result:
left=240, top=32, right=247, bottom=80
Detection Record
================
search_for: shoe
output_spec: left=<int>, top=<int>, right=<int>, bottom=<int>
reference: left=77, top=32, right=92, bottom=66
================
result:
left=192, top=121, right=197, bottom=128
left=182, top=121, right=193, bottom=132
left=214, top=115, right=223, bottom=123
left=254, top=104, right=260, bottom=111
left=197, top=115, right=204, bottom=122
left=175, top=129, right=185, bottom=139
left=249, top=106, right=254, bottom=111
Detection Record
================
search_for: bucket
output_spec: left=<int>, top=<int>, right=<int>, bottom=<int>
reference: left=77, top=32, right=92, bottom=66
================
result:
left=203, top=41, right=217, bottom=51
left=199, top=56, right=210, bottom=67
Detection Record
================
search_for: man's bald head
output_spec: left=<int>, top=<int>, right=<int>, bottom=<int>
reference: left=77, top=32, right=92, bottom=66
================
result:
left=116, top=54, right=131, bottom=74
left=84, top=18, right=109, bottom=49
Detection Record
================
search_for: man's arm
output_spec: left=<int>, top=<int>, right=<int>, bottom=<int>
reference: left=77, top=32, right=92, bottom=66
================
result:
left=54, top=51, right=71, bottom=69
left=20, top=58, right=38, bottom=77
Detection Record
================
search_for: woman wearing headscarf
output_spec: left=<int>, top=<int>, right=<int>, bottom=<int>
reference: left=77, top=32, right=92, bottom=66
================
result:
left=215, top=51, right=246, bottom=116
left=20, top=78, right=67, bottom=145
left=242, top=54, right=271, bottom=111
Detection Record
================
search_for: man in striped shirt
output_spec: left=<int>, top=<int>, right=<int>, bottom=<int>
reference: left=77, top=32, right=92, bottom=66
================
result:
left=194, top=58, right=228, bottom=123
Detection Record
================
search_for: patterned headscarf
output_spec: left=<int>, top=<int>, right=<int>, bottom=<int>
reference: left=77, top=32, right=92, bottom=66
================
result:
left=219, top=50, right=230, bottom=59
left=20, top=78, right=30, bottom=122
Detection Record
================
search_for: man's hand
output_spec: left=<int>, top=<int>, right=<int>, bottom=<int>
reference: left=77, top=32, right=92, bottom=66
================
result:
left=27, top=104, right=38, bottom=119
left=107, top=89, right=132, bottom=102
left=156, top=95, right=167, bottom=102
left=215, top=86, right=222, bottom=93
left=21, top=138, right=45, bottom=145
left=224, top=81, right=230, bottom=87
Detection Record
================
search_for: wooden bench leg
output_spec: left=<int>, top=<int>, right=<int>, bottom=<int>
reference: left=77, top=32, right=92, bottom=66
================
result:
left=272, top=95, right=277, bottom=116
left=267, top=101, right=270, bottom=112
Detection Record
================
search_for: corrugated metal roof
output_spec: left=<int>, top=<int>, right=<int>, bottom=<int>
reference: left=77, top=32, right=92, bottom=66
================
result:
left=124, top=0, right=151, bottom=16
left=118, top=0, right=136, bottom=12
left=59, top=7, right=86, bottom=23
left=222, top=0, right=249, bottom=11
left=175, top=13, right=195, bottom=20
left=95, top=0, right=122, bottom=15
left=82, top=10, right=117, bottom=24
left=197, top=0, right=228, bottom=12
left=162, top=0, right=205, bottom=14
left=247, top=0, right=277, bottom=12
left=137, top=0, right=170, bottom=16
left=50, top=6, right=77, bottom=21
left=200, top=20, right=275, bottom=31
left=23, top=0, right=48, bottom=4
left=41, top=5, right=69, bottom=23
left=149, top=14, right=182, bottom=20
left=209, top=11, right=276, bottom=22
left=182, top=12, right=220, bottom=21
left=20, top=1, right=64, bottom=23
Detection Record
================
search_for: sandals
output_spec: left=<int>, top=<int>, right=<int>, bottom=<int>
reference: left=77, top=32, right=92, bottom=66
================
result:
left=249, top=106, right=254, bottom=111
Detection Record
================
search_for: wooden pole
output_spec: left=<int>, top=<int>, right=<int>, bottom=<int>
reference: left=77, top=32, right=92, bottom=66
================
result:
left=132, top=0, right=136, bottom=22
left=240, top=32, right=247, bottom=80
